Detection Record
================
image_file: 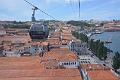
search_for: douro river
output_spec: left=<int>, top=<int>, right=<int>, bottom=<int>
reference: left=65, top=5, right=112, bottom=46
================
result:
left=91, top=32, right=120, bottom=53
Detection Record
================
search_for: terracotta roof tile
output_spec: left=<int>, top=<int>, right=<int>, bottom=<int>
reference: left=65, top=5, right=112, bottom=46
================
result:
left=81, top=64, right=119, bottom=80
left=46, top=38, right=61, bottom=45
left=0, top=57, right=82, bottom=80
left=43, top=48, right=78, bottom=62
left=87, top=70, right=119, bottom=80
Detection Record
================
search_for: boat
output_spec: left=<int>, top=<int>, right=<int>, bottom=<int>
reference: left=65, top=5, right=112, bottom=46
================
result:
left=104, top=41, right=112, bottom=44
left=94, top=30, right=103, bottom=34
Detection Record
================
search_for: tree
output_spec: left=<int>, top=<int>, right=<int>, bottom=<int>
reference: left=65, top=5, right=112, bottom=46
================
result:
left=72, top=31, right=108, bottom=60
left=88, top=39, right=108, bottom=60
left=112, top=52, right=120, bottom=70
left=100, top=23, right=104, bottom=27
left=78, top=33, right=88, bottom=43
left=89, top=39, right=94, bottom=51
left=67, top=20, right=94, bottom=27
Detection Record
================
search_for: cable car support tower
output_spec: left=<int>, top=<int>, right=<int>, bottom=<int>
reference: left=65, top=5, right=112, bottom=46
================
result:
left=24, top=0, right=56, bottom=22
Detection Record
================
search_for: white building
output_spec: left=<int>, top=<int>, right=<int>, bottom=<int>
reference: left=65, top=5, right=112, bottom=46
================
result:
left=78, top=55, right=98, bottom=64
left=42, top=48, right=80, bottom=69
left=0, top=29, right=6, bottom=35
left=68, top=40, right=88, bottom=55
left=2, top=44, right=44, bottom=57
left=59, top=61, right=80, bottom=68
left=2, top=42, right=49, bottom=57
left=3, top=47, right=21, bottom=57
left=30, top=44, right=43, bottom=55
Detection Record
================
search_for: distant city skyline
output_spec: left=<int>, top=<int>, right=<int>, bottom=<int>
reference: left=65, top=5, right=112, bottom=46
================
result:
left=0, top=0, right=120, bottom=21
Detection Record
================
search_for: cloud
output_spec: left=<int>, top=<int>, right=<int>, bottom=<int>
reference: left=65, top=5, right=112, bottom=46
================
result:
left=0, top=0, right=33, bottom=21
left=65, top=0, right=93, bottom=3
left=0, top=0, right=25, bottom=11
left=83, top=0, right=120, bottom=12
left=46, top=0, right=93, bottom=4
left=0, top=0, right=120, bottom=21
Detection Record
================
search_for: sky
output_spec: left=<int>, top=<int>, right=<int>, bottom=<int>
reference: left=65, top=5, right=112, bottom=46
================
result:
left=0, top=0, right=120, bottom=21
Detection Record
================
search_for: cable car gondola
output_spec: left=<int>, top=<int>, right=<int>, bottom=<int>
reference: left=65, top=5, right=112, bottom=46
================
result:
left=29, top=23, right=49, bottom=39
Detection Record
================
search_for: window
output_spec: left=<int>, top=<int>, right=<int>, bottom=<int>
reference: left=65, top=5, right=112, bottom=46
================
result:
left=69, top=62, right=70, bottom=65
left=66, top=63, right=68, bottom=65
left=64, top=63, right=67, bottom=65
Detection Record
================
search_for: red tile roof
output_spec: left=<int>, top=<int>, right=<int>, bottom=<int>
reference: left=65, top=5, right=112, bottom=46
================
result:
left=46, top=38, right=61, bottom=45
left=81, top=64, right=119, bottom=80
left=0, top=56, right=82, bottom=80
left=87, top=70, right=119, bottom=80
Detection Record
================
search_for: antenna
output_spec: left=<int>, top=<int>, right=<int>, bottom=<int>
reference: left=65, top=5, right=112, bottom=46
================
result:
left=24, top=0, right=56, bottom=22
left=69, top=0, right=76, bottom=18
left=78, top=0, right=80, bottom=20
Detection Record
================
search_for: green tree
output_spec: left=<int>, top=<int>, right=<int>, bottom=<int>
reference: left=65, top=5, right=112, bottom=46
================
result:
left=78, top=33, right=88, bottom=42
left=72, top=31, right=108, bottom=60
left=112, top=52, right=120, bottom=69
left=88, top=39, right=107, bottom=60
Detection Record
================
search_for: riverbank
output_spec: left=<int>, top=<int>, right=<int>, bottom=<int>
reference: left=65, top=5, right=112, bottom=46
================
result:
left=90, top=31, right=120, bottom=69
left=90, top=31, right=120, bottom=52
left=104, top=27, right=120, bottom=32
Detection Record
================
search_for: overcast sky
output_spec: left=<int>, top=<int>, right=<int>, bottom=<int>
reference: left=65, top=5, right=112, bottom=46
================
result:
left=0, top=0, right=120, bottom=21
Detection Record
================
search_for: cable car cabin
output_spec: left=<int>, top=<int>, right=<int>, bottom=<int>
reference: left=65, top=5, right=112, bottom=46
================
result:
left=29, top=23, right=49, bottom=39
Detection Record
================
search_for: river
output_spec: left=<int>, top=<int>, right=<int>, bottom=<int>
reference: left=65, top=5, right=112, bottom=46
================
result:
left=91, top=32, right=120, bottom=53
